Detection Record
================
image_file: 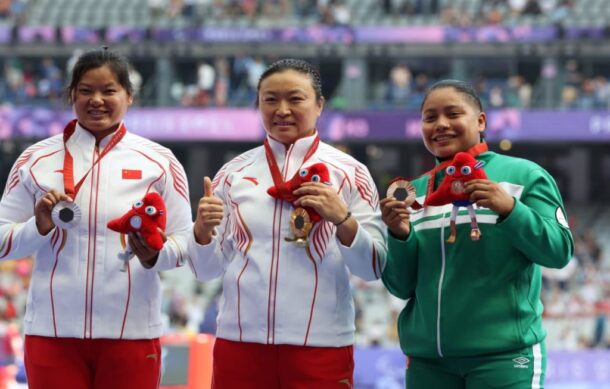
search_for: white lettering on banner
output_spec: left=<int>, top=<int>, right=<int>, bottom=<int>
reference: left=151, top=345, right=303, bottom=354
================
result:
left=589, top=115, right=610, bottom=134
left=344, top=118, right=369, bottom=138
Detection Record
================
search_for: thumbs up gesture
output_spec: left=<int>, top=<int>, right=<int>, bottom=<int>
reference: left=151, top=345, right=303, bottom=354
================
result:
left=194, top=176, right=224, bottom=245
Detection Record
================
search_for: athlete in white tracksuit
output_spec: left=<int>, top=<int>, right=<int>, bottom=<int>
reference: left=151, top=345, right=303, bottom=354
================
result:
left=189, top=133, right=387, bottom=347
left=0, top=48, right=192, bottom=389
left=0, top=122, right=191, bottom=339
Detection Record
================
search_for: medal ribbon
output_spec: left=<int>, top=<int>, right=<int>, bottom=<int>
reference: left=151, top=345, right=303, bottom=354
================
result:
left=62, top=119, right=126, bottom=199
left=263, top=135, right=320, bottom=201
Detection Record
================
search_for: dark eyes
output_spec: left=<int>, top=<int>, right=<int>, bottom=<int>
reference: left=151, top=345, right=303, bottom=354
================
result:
left=263, top=96, right=304, bottom=103
left=134, top=200, right=144, bottom=208
left=446, top=166, right=456, bottom=175
left=311, top=174, right=321, bottom=182
left=423, top=112, right=461, bottom=122
left=299, top=168, right=308, bottom=177
left=461, top=166, right=472, bottom=175
left=77, top=88, right=117, bottom=94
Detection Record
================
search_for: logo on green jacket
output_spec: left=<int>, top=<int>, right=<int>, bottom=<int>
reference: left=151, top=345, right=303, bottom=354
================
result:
left=513, top=356, right=530, bottom=368
left=556, top=207, right=569, bottom=228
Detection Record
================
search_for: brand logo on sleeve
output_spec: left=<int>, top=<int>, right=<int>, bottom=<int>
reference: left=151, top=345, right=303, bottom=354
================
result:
left=556, top=207, right=569, bottom=228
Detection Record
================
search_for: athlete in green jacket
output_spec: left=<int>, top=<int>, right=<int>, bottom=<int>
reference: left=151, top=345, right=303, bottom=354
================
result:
left=381, top=80, right=574, bottom=389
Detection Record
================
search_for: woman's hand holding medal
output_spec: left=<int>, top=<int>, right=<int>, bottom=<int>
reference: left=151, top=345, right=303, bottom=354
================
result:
left=194, top=176, right=224, bottom=245
left=293, top=182, right=357, bottom=246
left=380, top=179, right=416, bottom=241
left=34, top=189, right=74, bottom=235
left=293, top=182, right=348, bottom=226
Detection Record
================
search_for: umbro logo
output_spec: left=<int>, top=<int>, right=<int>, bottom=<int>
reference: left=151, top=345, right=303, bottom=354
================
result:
left=513, top=356, right=530, bottom=368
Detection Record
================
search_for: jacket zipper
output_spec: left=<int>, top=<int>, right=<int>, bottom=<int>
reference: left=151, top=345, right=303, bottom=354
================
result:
left=437, top=211, right=447, bottom=357
left=267, top=143, right=294, bottom=344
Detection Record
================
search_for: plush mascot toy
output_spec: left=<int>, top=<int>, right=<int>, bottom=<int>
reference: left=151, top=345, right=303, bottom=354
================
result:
left=424, top=152, right=487, bottom=243
left=107, top=192, right=166, bottom=270
left=267, top=162, right=331, bottom=223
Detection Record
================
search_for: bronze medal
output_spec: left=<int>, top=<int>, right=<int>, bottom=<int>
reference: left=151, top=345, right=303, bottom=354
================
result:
left=387, top=179, right=417, bottom=207
left=285, top=207, right=312, bottom=247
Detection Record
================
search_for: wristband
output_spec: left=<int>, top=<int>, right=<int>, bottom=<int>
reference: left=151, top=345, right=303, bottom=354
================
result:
left=334, top=211, right=351, bottom=227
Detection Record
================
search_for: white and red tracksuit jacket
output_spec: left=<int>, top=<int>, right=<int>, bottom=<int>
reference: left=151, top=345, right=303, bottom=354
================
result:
left=0, top=122, right=192, bottom=339
left=189, top=133, right=387, bottom=347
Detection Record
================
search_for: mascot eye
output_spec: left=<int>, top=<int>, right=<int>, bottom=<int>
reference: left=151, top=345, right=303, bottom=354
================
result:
left=133, top=200, right=144, bottom=208
left=145, top=206, right=157, bottom=215
left=299, top=168, right=308, bottom=177
left=311, top=174, right=321, bottom=182
left=461, top=166, right=472, bottom=175
left=446, top=166, right=456, bottom=175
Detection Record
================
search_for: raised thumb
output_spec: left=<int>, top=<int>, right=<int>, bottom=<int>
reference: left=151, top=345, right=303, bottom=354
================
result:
left=203, top=176, right=213, bottom=197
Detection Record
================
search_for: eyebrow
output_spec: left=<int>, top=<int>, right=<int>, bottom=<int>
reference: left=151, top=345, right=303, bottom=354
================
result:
left=423, top=104, right=465, bottom=114
left=261, top=88, right=307, bottom=94
left=78, top=82, right=118, bottom=88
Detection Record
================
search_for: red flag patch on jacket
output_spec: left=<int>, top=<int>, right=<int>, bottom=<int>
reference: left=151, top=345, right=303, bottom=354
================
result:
left=122, top=169, right=142, bottom=180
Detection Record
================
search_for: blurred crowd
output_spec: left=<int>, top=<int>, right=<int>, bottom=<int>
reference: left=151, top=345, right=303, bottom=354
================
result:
left=0, top=0, right=580, bottom=28
left=541, top=208, right=610, bottom=351
left=4, top=53, right=610, bottom=110
left=148, top=0, right=574, bottom=27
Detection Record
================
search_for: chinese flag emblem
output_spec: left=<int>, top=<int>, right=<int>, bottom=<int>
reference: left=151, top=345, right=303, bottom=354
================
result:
left=122, top=169, right=142, bottom=180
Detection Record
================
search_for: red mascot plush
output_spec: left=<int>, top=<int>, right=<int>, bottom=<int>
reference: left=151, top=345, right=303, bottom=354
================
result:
left=424, top=152, right=487, bottom=243
left=267, top=162, right=331, bottom=223
left=107, top=192, right=166, bottom=270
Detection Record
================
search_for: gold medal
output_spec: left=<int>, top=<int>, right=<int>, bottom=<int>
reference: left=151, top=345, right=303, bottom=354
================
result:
left=285, top=207, right=312, bottom=247
left=387, top=179, right=417, bottom=207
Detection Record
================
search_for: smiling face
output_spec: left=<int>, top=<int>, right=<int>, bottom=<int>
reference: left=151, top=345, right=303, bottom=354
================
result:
left=258, top=69, right=324, bottom=145
left=71, top=65, right=133, bottom=141
left=421, top=86, right=486, bottom=159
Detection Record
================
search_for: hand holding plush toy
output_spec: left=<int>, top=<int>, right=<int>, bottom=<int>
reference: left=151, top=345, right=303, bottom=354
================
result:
left=424, top=152, right=487, bottom=243
left=267, top=162, right=331, bottom=223
left=107, top=192, right=166, bottom=270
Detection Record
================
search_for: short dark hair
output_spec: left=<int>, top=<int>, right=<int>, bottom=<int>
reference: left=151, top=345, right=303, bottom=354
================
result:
left=420, top=79, right=483, bottom=112
left=255, top=58, right=323, bottom=107
left=66, top=47, right=134, bottom=103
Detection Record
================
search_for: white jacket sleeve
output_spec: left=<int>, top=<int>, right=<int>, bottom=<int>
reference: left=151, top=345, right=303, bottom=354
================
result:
left=188, top=167, right=235, bottom=281
left=0, top=159, right=53, bottom=260
left=149, top=152, right=193, bottom=272
left=336, top=164, right=387, bottom=281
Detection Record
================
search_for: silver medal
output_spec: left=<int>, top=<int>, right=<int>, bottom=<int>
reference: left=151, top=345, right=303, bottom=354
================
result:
left=51, top=201, right=81, bottom=230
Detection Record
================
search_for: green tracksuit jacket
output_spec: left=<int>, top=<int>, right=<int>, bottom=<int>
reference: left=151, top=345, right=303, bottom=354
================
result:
left=382, top=151, right=574, bottom=358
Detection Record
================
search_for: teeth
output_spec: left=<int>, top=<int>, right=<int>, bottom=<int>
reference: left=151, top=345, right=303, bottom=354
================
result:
left=435, top=136, right=452, bottom=141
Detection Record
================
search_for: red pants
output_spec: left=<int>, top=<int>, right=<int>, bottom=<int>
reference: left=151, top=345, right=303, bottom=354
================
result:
left=24, top=335, right=161, bottom=389
left=212, top=338, right=354, bottom=389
